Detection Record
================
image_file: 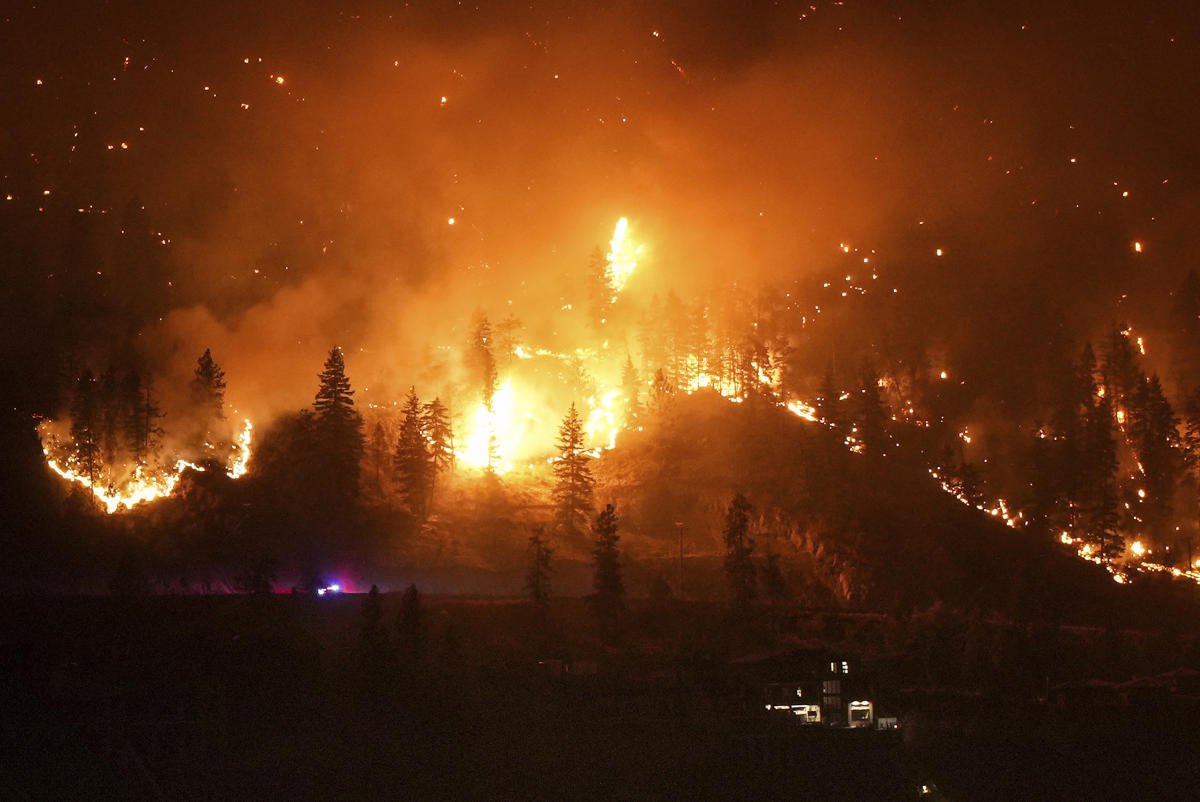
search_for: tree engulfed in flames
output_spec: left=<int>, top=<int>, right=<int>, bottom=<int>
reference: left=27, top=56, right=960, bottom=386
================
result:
left=605, top=217, right=641, bottom=301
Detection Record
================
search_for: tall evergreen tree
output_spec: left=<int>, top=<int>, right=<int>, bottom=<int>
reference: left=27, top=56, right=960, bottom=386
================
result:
left=191, top=348, right=228, bottom=456
left=123, top=371, right=164, bottom=472
left=422, top=397, right=455, bottom=472
left=622, top=354, right=641, bottom=421
left=855, top=364, right=890, bottom=455
left=69, top=369, right=101, bottom=486
left=723, top=493, right=757, bottom=609
left=1101, top=325, right=1143, bottom=407
left=359, top=584, right=390, bottom=669
left=97, top=369, right=123, bottom=481
left=1083, top=397, right=1123, bottom=561
left=366, top=420, right=390, bottom=498
left=762, top=552, right=789, bottom=602
left=525, top=529, right=553, bottom=609
left=311, top=347, right=365, bottom=510
left=1171, top=270, right=1200, bottom=390
left=396, top=584, right=427, bottom=660
left=469, top=312, right=498, bottom=412
left=552, top=404, right=595, bottom=538
left=192, top=348, right=226, bottom=420
left=591, top=504, right=624, bottom=623
left=816, top=363, right=845, bottom=429
left=1129, top=374, right=1181, bottom=543
left=394, top=388, right=434, bottom=519
left=494, top=314, right=524, bottom=373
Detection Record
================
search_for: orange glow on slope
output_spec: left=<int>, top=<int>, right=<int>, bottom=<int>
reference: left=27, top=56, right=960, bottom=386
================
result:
left=41, top=418, right=253, bottom=513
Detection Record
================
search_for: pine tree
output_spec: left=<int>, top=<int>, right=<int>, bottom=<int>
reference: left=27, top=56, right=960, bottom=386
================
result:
left=359, top=584, right=390, bottom=669
left=525, top=529, right=553, bottom=609
left=552, top=404, right=595, bottom=538
left=394, top=388, right=434, bottom=519
left=592, top=504, right=624, bottom=623
left=396, top=584, right=426, bottom=660
left=69, top=369, right=101, bottom=486
left=723, top=493, right=757, bottom=609
left=192, top=348, right=226, bottom=420
left=762, top=552, right=789, bottom=602
left=469, top=312, right=498, bottom=412
left=856, top=364, right=890, bottom=455
left=1083, top=397, right=1123, bottom=561
left=1101, top=325, right=1143, bottom=407
left=123, top=371, right=164, bottom=472
left=1129, top=374, right=1181, bottom=543
left=817, top=363, right=845, bottom=429
left=622, top=354, right=641, bottom=421
left=191, top=348, right=229, bottom=457
left=367, top=420, right=390, bottom=497
left=1171, top=270, right=1200, bottom=390
left=97, top=369, right=122, bottom=481
left=1183, top=386, right=1200, bottom=472
left=422, top=397, right=455, bottom=472
left=311, top=347, right=365, bottom=510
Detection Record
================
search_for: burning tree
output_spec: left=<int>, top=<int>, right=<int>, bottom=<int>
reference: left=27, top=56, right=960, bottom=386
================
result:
left=1083, top=396, right=1123, bottom=561
left=552, top=403, right=595, bottom=539
left=68, top=370, right=101, bottom=487
left=1128, top=374, right=1181, bottom=543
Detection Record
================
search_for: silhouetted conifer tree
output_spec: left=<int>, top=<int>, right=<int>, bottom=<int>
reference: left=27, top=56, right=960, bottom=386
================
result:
left=622, top=354, right=641, bottom=420
left=366, top=420, right=390, bottom=498
left=311, top=347, right=364, bottom=510
left=1129, top=374, right=1181, bottom=543
left=69, top=369, right=101, bottom=486
left=723, top=493, right=757, bottom=609
left=855, top=364, right=890, bottom=455
left=233, top=557, right=279, bottom=595
left=817, top=363, right=845, bottom=429
left=1083, top=397, right=1123, bottom=561
left=1101, top=325, right=1143, bottom=406
left=123, top=371, right=164, bottom=471
left=762, top=552, right=789, bottom=602
left=525, top=528, right=553, bottom=609
left=359, top=584, right=390, bottom=669
left=396, top=583, right=426, bottom=660
left=394, top=388, right=434, bottom=519
left=552, top=404, right=594, bottom=538
left=421, top=397, right=455, bottom=472
left=469, top=312, right=498, bottom=412
left=97, top=369, right=122, bottom=480
left=191, top=348, right=228, bottom=455
left=192, top=348, right=226, bottom=420
left=592, top=504, right=624, bottom=624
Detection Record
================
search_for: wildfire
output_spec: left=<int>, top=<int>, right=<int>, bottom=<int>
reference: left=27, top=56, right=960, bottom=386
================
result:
left=458, top=380, right=527, bottom=474
left=41, top=418, right=254, bottom=514
left=604, top=217, right=642, bottom=300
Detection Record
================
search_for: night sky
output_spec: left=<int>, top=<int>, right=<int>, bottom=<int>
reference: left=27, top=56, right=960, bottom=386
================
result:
left=4, top=0, right=1200, bottom=422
